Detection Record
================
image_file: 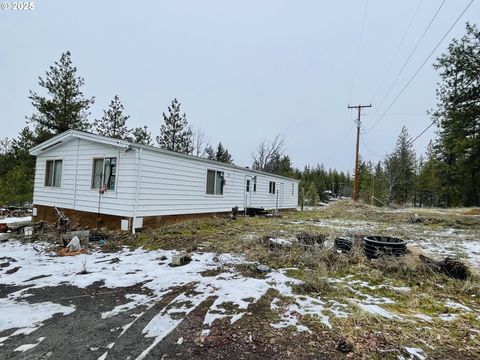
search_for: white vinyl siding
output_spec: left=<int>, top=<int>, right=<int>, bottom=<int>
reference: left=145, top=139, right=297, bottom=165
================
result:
left=33, top=139, right=137, bottom=217
left=32, top=133, right=300, bottom=220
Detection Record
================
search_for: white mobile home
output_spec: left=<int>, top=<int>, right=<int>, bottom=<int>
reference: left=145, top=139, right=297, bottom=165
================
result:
left=29, top=130, right=299, bottom=232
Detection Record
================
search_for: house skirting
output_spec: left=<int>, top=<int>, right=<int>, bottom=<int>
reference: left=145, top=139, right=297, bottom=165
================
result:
left=33, top=204, right=131, bottom=231
left=33, top=204, right=297, bottom=231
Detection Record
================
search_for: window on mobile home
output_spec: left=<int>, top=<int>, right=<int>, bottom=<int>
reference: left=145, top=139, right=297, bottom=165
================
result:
left=206, top=169, right=224, bottom=195
left=269, top=181, right=276, bottom=194
left=44, top=159, right=63, bottom=187
left=91, top=157, right=117, bottom=190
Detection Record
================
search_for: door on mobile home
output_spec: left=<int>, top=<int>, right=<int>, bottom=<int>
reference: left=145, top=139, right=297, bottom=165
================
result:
left=245, top=176, right=252, bottom=208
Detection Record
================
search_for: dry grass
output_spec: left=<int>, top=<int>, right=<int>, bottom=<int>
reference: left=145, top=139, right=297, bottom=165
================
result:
left=123, top=201, right=480, bottom=358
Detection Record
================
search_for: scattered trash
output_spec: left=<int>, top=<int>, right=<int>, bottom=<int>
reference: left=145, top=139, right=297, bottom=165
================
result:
left=335, top=338, right=354, bottom=353
left=296, top=231, right=325, bottom=248
left=99, top=239, right=107, bottom=246
left=171, top=253, right=191, bottom=267
left=24, top=226, right=33, bottom=237
left=58, top=248, right=86, bottom=256
left=55, top=207, right=70, bottom=245
left=261, top=236, right=293, bottom=250
left=176, top=337, right=184, bottom=345
left=420, top=255, right=470, bottom=280
left=246, top=207, right=269, bottom=217
left=334, top=237, right=354, bottom=253
left=231, top=206, right=239, bottom=220
left=67, top=236, right=81, bottom=251
left=256, top=264, right=271, bottom=273
left=197, top=241, right=213, bottom=250
left=363, top=236, right=407, bottom=259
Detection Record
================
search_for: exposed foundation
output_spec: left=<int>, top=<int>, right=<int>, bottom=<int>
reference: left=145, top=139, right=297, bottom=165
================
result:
left=33, top=204, right=296, bottom=231
left=33, top=204, right=131, bottom=230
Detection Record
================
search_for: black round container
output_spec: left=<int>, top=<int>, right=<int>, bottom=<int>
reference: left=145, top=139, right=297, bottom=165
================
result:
left=363, top=236, right=407, bottom=259
left=334, top=237, right=354, bottom=253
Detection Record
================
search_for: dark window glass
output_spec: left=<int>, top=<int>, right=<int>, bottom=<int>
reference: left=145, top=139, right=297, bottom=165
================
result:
left=206, top=170, right=215, bottom=194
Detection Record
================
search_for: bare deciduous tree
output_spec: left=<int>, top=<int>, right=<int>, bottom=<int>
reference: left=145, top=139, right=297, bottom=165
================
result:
left=251, top=134, right=285, bottom=171
left=190, top=127, right=211, bottom=158
left=0, top=138, right=11, bottom=155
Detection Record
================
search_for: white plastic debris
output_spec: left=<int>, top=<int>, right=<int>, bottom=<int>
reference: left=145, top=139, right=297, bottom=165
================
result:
left=66, top=236, right=81, bottom=251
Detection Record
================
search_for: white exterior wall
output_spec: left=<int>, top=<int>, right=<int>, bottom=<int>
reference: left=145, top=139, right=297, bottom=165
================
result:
left=135, top=147, right=298, bottom=217
left=33, top=139, right=137, bottom=217
left=33, top=135, right=299, bottom=219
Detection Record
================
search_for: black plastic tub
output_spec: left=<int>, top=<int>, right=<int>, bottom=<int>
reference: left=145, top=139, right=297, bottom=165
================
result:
left=334, top=237, right=354, bottom=253
left=363, top=236, right=407, bottom=259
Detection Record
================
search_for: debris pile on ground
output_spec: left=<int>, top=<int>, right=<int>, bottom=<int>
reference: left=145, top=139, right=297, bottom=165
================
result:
left=296, top=231, right=325, bottom=248
left=419, top=254, right=471, bottom=280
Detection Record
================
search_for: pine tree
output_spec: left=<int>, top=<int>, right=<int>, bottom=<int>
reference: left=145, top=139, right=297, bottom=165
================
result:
left=132, top=126, right=152, bottom=145
left=215, top=142, right=234, bottom=164
left=391, top=126, right=416, bottom=203
left=27, top=51, right=94, bottom=142
left=433, top=23, right=480, bottom=206
left=95, top=95, right=131, bottom=140
left=156, top=98, right=192, bottom=154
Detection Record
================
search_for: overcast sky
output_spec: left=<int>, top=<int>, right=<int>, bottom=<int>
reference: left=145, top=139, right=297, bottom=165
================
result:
left=1, top=0, right=479, bottom=172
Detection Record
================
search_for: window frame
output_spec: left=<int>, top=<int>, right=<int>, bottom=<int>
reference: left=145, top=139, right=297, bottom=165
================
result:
left=91, top=157, right=118, bottom=191
left=44, top=159, right=63, bottom=187
left=205, top=169, right=224, bottom=196
left=269, top=181, right=276, bottom=195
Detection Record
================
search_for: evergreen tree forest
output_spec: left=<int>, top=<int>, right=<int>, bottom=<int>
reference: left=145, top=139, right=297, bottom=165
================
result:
left=0, top=23, right=478, bottom=207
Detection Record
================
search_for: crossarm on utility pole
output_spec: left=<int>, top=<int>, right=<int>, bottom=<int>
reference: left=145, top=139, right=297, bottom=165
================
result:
left=347, top=104, right=372, bottom=201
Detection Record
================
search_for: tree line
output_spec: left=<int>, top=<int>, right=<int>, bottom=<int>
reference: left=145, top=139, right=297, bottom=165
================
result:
left=0, top=51, right=240, bottom=204
left=354, top=23, right=480, bottom=207
left=1, top=23, right=478, bottom=207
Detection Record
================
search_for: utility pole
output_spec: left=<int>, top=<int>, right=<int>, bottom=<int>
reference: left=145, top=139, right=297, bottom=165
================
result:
left=348, top=104, right=372, bottom=201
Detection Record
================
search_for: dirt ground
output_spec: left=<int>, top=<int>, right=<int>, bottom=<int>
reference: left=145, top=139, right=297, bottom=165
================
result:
left=1, top=200, right=479, bottom=360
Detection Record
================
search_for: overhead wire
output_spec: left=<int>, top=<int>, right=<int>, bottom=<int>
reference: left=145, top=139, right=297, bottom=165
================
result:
left=361, top=133, right=385, bottom=158
left=348, top=0, right=369, bottom=104
left=407, top=76, right=479, bottom=145
left=367, top=0, right=475, bottom=134
left=369, top=0, right=424, bottom=103
left=365, top=0, right=446, bottom=130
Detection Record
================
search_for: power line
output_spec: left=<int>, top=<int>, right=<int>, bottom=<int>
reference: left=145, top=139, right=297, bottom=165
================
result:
left=367, top=0, right=475, bottom=133
left=348, top=0, right=369, bottom=104
left=361, top=133, right=384, bottom=158
left=407, top=76, right=478, bottom=145
left=369, top=0, right=424, bottom=103
left=408, top=120, right=437, bottom=145
left=365, top=0, right=446, bottom=129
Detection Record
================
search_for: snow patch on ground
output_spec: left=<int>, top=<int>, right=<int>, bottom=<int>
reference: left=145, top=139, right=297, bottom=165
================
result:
left=439, top=313, right=458, bottom=321
left=13, top=337, right=45, bottom=352
left=404, top=346, right=425, bottom=360
left=0, top=298, right=75, bottom=333
left=0, top=241, right=361, bottom=356
left=445, top=300, right=471, bottom=312
left=354, top=302, right=402, bottom=320
left=0, top=216, right=32, bottom=224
